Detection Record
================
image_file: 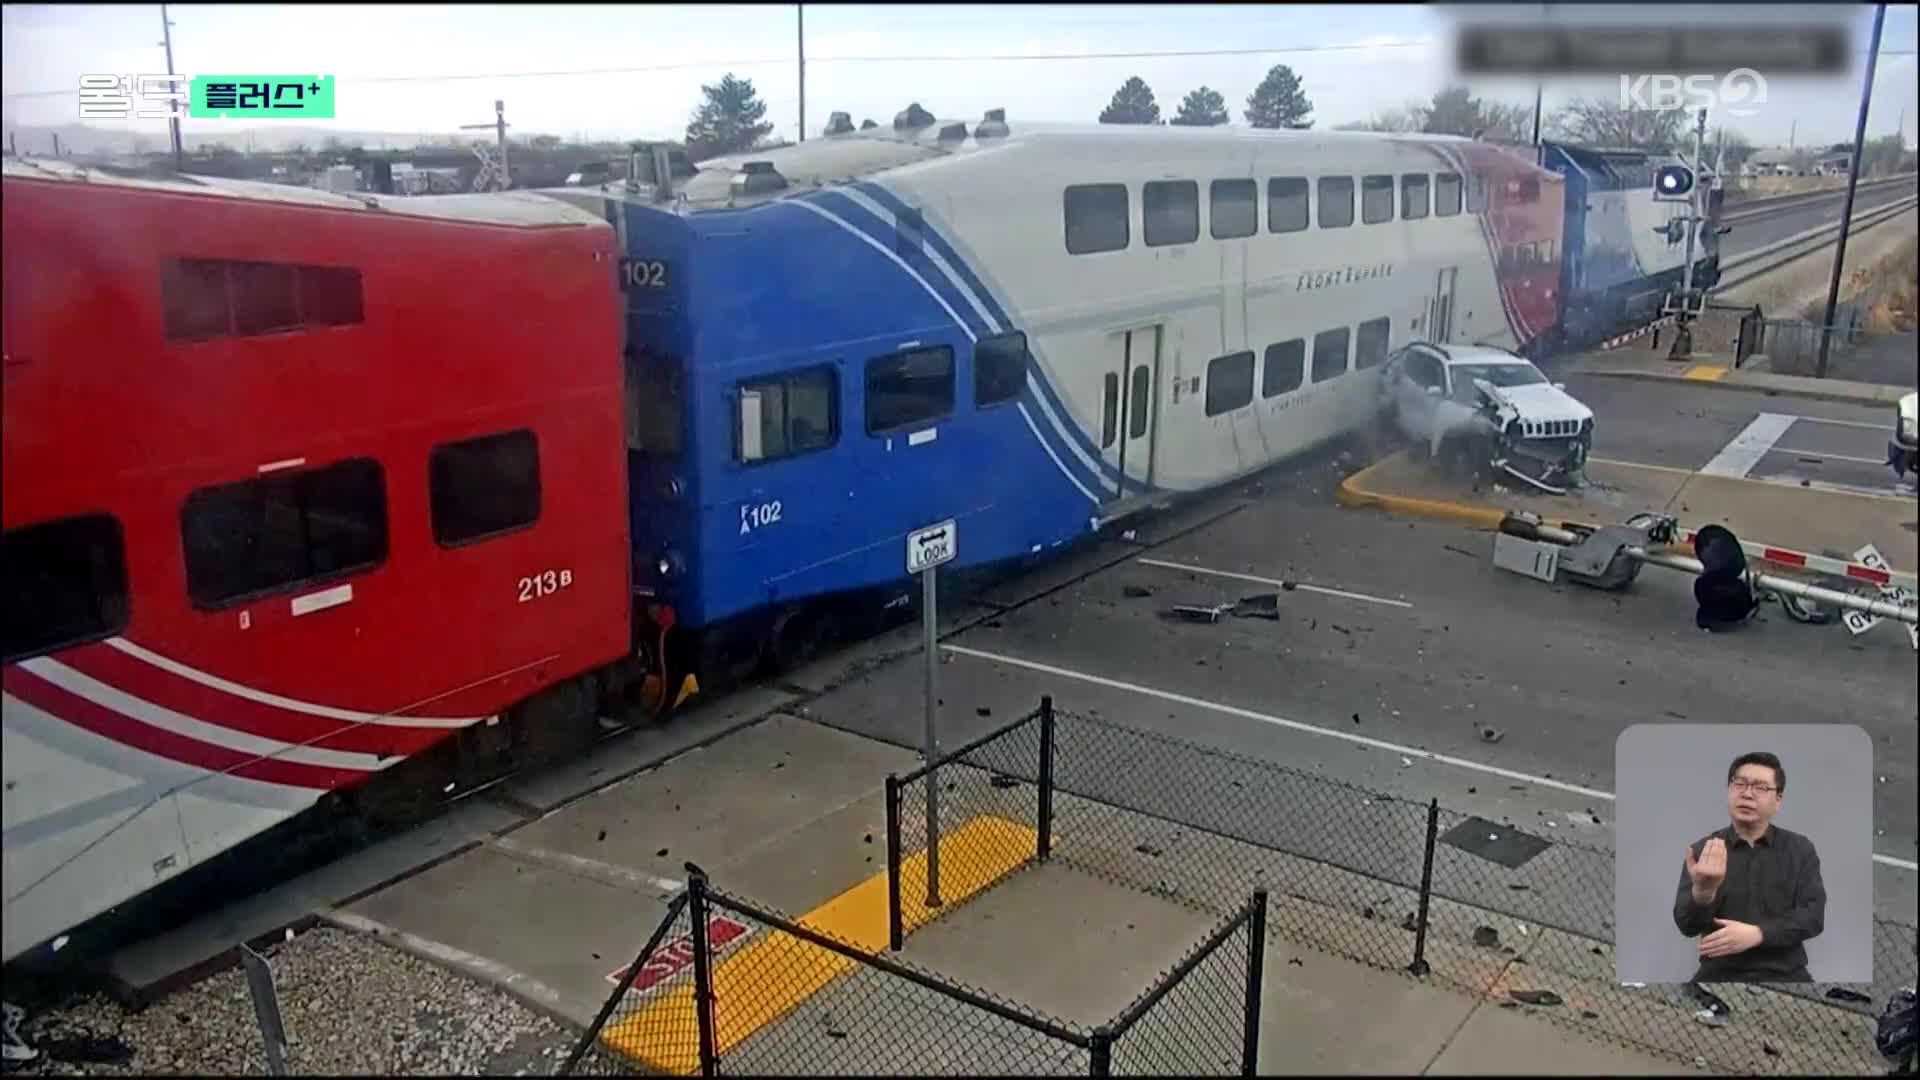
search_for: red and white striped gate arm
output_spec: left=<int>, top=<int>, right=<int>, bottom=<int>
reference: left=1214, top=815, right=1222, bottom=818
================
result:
left=1672, top=528, right=1919, bottom=592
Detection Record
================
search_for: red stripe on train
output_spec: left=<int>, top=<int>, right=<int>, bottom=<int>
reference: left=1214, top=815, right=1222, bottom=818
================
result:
left=60, top=642, right=450, bottom=760
left=2, top=666, right=370, bottom=791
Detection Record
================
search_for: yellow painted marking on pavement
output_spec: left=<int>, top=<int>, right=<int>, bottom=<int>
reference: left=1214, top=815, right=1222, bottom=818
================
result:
left=1683, top=364, right=1729, bottom=381
left=598, top=814, right=1039, bottom=1074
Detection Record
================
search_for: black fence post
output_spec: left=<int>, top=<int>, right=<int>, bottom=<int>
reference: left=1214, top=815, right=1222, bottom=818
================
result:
left=686, top=865, right=719, bottom=1077
left=1038, top=696, right=1055, bottom=862
left=885, top=773, right=904, bottom=951
left=1087, top=1027, right=1113, bottom=1078
left=1409, top=799, right=1439, bottom=977
left=1242, top=890, right=1267, bottom=1077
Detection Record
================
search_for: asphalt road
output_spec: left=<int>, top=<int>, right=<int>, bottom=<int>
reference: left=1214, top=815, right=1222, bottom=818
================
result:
left=1566, top=373, right=1909, bottom=488
left=1720, top=178, right=1919, bottom=260
left=791, top=378, right=1920, bottom=925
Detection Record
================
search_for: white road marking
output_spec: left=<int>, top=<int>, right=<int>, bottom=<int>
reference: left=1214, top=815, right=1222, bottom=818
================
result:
left=1789, top=416, right=1898, bottom=431
left=1588, top=457, right=1696, bottom=476
left=1135, top=558, right=1414, bottom=609
left=489, top=836, right=685, bottom=896
left=941, top=644, right=1920, bottom=873
left=1700, top=413, right=1798, bottom=479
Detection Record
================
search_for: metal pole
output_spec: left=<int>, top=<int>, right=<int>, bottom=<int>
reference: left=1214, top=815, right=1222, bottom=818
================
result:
left=797, top=3, right=806, bottom=142
left=1409, top=798, right=1439, bottom=976
left=1241, top=891, right=1268, bottom=1077
left=1037, top=696, right=1055, bottom=862
left=922, top=564, right=941, bottom=907
left=687, top=870, right=718, bottom=1078
left=885, top=774, right=904, bottom=951
left=1531, top=0, right=1546, bottom=145
left=1818, top=1, right=1886, bottom=378
left=495, top=99, right=510, bottom=189
left=160, top=4, right=183, bottom=171
left=1669, top=107, right=1708, bottom=361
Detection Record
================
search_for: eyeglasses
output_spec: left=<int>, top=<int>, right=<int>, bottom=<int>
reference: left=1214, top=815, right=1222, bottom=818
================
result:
left=1729, top=779, right=1777, bottom=795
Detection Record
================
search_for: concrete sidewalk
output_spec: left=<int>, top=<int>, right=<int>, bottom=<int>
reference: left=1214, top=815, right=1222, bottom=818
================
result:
left=1570, top=346, right=1910, bottom=408
left=316, top=706, right=1757, bottom=1076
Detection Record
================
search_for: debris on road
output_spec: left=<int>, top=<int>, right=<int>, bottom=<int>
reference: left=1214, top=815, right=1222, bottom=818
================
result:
left=1509, top=990, right=1563, bottom=1007
left=1475, top=723, right=1505, bottom=744
left=1134, top=843, right=1165, bottom=858
left=1122, top=585, right=1154, bottom=599
left=1472, top=926, right=1500, bottom=948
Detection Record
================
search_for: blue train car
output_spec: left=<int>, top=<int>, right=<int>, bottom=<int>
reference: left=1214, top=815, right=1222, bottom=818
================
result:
left=1537, top=141, right=1722, bottom=355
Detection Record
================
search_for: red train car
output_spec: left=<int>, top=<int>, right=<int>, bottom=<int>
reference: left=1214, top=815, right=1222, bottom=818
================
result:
left=1, top=159, right=630, bottom=963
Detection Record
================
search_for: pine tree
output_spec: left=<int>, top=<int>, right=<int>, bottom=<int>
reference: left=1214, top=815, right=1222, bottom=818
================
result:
left=1244, top=65, right=1313, bottom=130
left=1171, top=86, right=1229, bottom=127
left=1099, top=76, right=1162, bottom=125
left=684, top=73, right=774, bottom=161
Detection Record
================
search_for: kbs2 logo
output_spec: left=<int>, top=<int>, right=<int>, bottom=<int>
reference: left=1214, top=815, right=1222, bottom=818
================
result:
left=1619, top=69, right=1768, bottom=118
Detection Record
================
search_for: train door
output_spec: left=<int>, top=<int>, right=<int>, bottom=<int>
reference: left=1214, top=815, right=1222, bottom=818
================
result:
left=1099, top=325, right=1162, bottom=501
left=1430, top=266, right=1459, bottom=343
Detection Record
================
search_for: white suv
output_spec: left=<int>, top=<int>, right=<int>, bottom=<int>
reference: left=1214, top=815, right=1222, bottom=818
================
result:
left=1379, top=343, right=1595, bottom=494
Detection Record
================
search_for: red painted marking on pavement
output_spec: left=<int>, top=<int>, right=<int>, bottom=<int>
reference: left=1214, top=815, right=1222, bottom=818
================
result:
left=604, top=916, right=753, bottom=992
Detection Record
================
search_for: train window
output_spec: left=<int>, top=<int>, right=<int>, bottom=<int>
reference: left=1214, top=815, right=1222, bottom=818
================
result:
left=231, top=261, right=300, bottom=336
left=1129, top=364, right=1151, bottom=438
left=162, top=259, right=365, bottom=344
left=430, top=430, right=542, bottom=546
left=1101, top=373, right=1119, bottom=448
left=865, top=345, right=954, bottom=434
left=737, top=366, right=837, bottom=464
left=1466, top=173, right=1489, bottom=213
left=1361, top=175, right=1394, bottom=224
left=628, top=346, right=684, bottom=459
left=975, top=331, right=1028, bottom=408
left=1317, top=177, right=1353, bottom=229
left=1144, top=180, right=1200, bottom=247
left=2, top=514, right=131, bottom=664
left=1435, top=172, right=1463, bottom=216
left=1210, top=179, right=1257, bottom=239
left=298, top=265, right=364, bottom=327
left=1204, top=351, right=1254, bottom=417
left=1064, top=184, right=1130, bottom=255
left=1268, top=177, right=1309, bottom=233
left=180, top=458, right=388, bottom=610
left=1261, top=339, right=1304, bottom=397
left=1401, top=174, right=1430, bottom=221
left=1356, top=317, right=1392, bottom=369
left=161, top=259, right=232, bottom=342
left=1311, top=327, right=1350, bottom=382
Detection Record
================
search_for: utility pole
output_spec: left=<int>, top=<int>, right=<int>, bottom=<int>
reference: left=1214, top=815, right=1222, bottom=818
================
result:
left=797, top=3, right=806, bottom=142
left=1531, top=1, right=1546, bottom=145
left=1668, top=106, right=1709, bottom=361
left=459, top=99, right=510, bottom=190
left=1817, top=1, right=1886, bottom=378
left=160, top=3, right=183, bottom=171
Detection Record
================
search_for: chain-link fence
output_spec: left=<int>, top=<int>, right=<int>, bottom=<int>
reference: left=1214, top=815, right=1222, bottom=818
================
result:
left=558, top=864, right=1265, bottom=1076
left=885, top=704, right=1052, bottom=949
left=1029, top=703, right=1916, bottom=1076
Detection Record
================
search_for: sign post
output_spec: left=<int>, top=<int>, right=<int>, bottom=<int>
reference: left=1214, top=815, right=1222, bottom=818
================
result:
left=907, top=518, right=956, bottom=907
left=239, top=944, right=288, bottom=1076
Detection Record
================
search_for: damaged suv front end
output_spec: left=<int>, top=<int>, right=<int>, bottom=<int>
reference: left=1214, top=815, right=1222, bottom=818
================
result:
left=1472, top=378, right=1595, bottom=495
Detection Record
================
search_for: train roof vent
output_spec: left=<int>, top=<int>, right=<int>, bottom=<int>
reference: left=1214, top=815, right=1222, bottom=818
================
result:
left=975, top=108, right=1009, bottom=138
left=825, top=111, right=854, bottom=136
left=894, top=103, right=936, bottom=131
left=937, top=122, right=968, bottom=143
left=730, top=160, right=789, bottom=198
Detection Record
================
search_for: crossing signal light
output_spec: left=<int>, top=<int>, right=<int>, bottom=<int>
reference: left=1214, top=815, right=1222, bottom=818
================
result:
left=1653, top=164, right=1695, bottom=202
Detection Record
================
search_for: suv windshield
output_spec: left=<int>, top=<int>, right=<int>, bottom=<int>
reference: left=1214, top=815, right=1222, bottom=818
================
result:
left=1449, top=362, right=1546, bottom=401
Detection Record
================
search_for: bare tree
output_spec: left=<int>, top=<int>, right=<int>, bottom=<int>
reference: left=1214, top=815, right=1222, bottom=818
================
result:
left=1546, top=97, right=1685, bottom=152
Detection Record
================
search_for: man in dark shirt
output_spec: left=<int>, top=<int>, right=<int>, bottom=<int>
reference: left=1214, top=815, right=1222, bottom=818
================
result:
left=1673, top=751, right=1826, bottom=982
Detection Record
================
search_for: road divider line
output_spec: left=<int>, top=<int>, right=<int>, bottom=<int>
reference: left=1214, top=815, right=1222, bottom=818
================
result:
left=1792, top=416, right=1901, bottom=431
left=599, top=814, right=1038, bottom=1074
left=1586, top=457, right=1697, bottom=476
left=940, top=644, right=1920, bottom=873
left=488, top=836, right=686, bottom=897
left=1135, top=557, right=1414, bottom=609
left=1336, top=455, right=1510, bottom=530
left=1700, top=413, right=1798, bottom=479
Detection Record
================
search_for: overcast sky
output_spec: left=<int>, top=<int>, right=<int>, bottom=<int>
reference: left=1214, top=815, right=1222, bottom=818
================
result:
left=4, top=3, right=1916, bottom=151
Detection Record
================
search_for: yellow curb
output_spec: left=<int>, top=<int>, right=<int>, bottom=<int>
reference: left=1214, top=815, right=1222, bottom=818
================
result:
left=1335, top=454, right=1511, bottom=530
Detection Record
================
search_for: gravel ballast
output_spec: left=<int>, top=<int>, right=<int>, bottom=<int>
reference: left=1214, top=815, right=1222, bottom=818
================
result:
left=11, top=926, right=578, bottom=1076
